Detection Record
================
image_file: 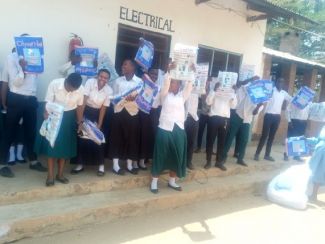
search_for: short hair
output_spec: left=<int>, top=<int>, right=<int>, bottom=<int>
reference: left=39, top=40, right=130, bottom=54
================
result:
left=20, top=33, right=30, bottom=37
left=123, top=58, right=137, bottom=69
left=98, top=68, right=110, bottom=78
left=66, top=73, right=82, bottom=89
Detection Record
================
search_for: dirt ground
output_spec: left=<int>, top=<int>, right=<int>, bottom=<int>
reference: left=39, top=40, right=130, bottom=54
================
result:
left=18, top=193, right=325, bottom=244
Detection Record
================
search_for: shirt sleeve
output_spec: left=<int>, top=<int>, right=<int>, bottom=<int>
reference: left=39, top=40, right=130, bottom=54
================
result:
left=206, top=91, right=215, bottom=106
left=103, top=87, right=113, bottom=107
left=182, top=81, right=193, bottom=101
left=83, top=79, right=92, bottom=97
left=1, top=61, right=9, bottom=82
left=6, top=55, right=24, bottom=85
left=284, top=91, right=292, bottom=102
left=229, top=93, right=238, bottom=109
left=45, top=81, right=55, bottom=103
left=77, top=86, right=85, bottom=106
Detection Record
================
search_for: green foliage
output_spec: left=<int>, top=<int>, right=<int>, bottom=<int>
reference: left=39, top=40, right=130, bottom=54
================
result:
left=265, top=0, right=325, bottom=63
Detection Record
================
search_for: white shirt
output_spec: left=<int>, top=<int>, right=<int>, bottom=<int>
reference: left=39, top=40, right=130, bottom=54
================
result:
left=235, top=86, right=263, bottom=124
left=158, top=77, right=193, bottom=131
left=112, top=75, right=143, bottom=115
left=265, top=88, right=292, bottom=115
left=2, top=52, right=38, bottom=96
left=84, top=78, right=113, bottom=109
left=185, top=90, right=200, bottom=121
left=206, top=91, right=237, bottom=118
left=45, top=78, right=84, bottom=111
left=286, top=102, right=311, bottom=122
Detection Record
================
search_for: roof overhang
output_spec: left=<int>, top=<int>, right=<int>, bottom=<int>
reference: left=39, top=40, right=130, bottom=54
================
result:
left=263, top=47, right=325, bottom=70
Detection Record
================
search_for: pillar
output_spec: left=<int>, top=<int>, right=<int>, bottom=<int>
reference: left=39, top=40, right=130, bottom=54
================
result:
left=303, top=68, right=318, bottom=89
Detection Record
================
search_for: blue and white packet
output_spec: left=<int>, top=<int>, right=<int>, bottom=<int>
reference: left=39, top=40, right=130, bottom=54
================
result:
left=75, top=47, right=98, bottom=77
left=287, top=136, right=309, bottom=157
left=291, top=86, right=315, bottom=109
left=135, top=38, right=154, bottom=71
left=136, top=74, right=159, bottom=114
left=111, top=84, right=143, bottom=105
left=14, top=36, right=44, bottom=73
left=246, top=79, right=273, bottom=104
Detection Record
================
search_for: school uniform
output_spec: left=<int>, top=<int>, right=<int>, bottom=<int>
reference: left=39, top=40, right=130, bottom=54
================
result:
left=222, top=86, right=263, bottom=162
left=108, top=75, right=142, bottom=161
left=205, top=90, right=237, bottom=163
left=197, top=95, right=210, bottom=150
left=255, top=88, right=292, bottom=158
left=34, top=78, right=84, bottom=158
left=151, top=79, right=192, bottom=178
left=185, top=91, right=199, bottom=166
left=76, top=78, right=112, bottom=166
left=1, top=52, right=39, bottom=164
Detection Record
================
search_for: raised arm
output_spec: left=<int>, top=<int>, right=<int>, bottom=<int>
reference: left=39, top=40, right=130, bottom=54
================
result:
left=182, top=81, right=193, bottom=101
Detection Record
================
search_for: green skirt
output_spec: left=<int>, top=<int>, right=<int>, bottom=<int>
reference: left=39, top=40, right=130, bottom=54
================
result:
left=152, top=125, right=187, bottom=178
left=34, top=110, right=77, bottom=159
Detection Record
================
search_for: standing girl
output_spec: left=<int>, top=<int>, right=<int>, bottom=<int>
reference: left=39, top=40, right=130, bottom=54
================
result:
left=150, top=69, right=193, bottom=194
left=71, top=69, right=113, bottom=176
left=35, top=73, right=84, bottom=186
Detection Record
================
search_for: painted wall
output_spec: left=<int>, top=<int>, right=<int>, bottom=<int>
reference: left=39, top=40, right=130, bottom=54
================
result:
left=0, top=0, right=266, bottom=100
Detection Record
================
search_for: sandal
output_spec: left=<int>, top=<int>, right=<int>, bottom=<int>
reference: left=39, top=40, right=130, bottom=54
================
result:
left=97, top=170, right=105, bottom=177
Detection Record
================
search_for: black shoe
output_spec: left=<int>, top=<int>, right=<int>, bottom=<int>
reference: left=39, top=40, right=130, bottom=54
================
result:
left=284, top=153, right=289, bottom=161
left=7, top=161, right=16, bottom=166
left=138, top=165, right=148, bottom=171
left=70, top=167, right=84, bottom=175
left=97, top=170, right=105, bottom=177
left=150, top=187, right=159, bottom=194
left=194, top=148, right=201, bottom=153
left=215, top=163, right=227, bottom=171
left=167, top=183, right=182, bottom=191
left=127, top=168, right=138, bottom=175
left=112, top=168, right=125, bottom=175
left=187, top=163, right=194, bottom=170
left=30, top=162, right=47, bottom=172
left=0, top=166, right=14, bottom=178
left=264, top=156, right=275, bottom=162
left=17, top=159, right=27, bottom=164
left=237, top=159, right=248, bottom=167
left=46, top=178, right=55, bottom=187
left=204, top=162, right=211, bottom=169
left=254, top=154, right=259, bottom=161
left=233, top=153, right=239, bottom=159
left=55, top=175, right=69, bottom=184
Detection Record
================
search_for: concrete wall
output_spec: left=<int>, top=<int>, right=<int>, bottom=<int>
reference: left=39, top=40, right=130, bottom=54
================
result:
left=0, top=0, right=266, bottom=100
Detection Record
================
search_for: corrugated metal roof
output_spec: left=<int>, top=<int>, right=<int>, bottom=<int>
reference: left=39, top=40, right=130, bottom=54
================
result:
left=263, top=47, right=325, bottom=69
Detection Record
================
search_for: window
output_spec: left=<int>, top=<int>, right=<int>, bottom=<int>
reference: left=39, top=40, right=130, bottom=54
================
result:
left=115, top=23, right=171, bottom=75
left=197, top=45, right=242, bottom=77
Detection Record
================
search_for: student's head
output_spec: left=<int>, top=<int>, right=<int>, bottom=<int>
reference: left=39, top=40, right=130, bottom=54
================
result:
left=169, top=79, right=181, bottom=95
left=275, top=77, right=285, bottom=90
left=121, top=59, right=136, bottom=76
left=148, top=68, right=159, bottom=82
left=97, top=69, right=110, bottom=87
left=64, top=73, right=82, bottom=92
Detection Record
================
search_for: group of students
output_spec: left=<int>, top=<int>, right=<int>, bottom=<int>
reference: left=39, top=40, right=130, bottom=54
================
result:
left=0, top=38, right=321, bottom=194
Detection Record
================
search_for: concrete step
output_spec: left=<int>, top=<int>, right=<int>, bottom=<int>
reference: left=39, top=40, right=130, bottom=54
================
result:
left=0, top=160, right=286, bottom=206
left=0, top=169, right=281, bottom=243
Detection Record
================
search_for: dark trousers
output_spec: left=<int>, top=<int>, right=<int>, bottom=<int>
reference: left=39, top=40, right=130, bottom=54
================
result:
left=206, top=115, right=228, bottom=163
left=222, top=113, right=250, bottom=161
left=3, top=92, right=38, bottom=164
left=197, top=113, right=209, bottom=149
left=255, top=113, right=281, bottom=157
left=230, top=109, right=240, bottom=156
left=287, top=119, right=307, bottom=138
left=185, top=115, right=199, bottom=165
left=108, top=108, right=140, bottom=161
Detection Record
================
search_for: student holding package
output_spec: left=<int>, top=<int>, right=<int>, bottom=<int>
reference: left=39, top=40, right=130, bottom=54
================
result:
left=70, top=69, right=112, bottom=176
left=150, top=64, right=193, bottom=194
left=254, top=78, right=292, bottom=162
left=221, top=79, right=264, bottom=169
left=204, top=82, right=237, bottom=171
left=0, top=43, right=46, bottom=178
left=108, top=59, right=142, bottom=175
left=34, top=73, right=84, bottom=186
